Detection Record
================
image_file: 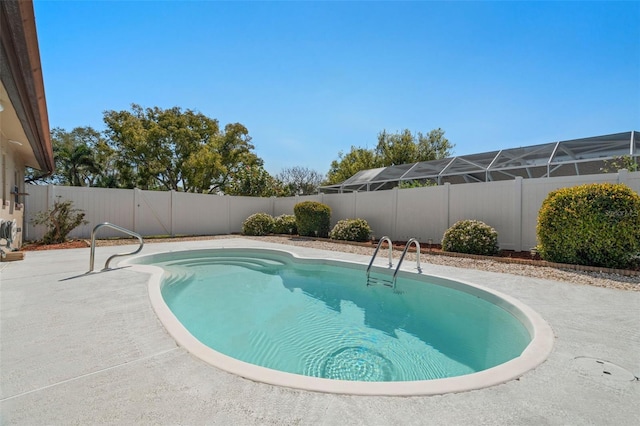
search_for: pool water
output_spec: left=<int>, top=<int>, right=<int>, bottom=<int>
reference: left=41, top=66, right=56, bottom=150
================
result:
left=155, top=251, right=531, bottom=382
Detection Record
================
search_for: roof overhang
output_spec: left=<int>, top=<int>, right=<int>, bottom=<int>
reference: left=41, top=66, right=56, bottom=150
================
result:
left=0, top=0, right=54, bottom=174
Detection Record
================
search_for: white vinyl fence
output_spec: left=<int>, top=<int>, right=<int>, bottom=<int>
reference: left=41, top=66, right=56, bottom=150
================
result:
left=25, top=170, right=640, bottom=251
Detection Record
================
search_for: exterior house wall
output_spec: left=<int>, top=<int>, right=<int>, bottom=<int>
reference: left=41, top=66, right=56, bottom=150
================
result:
left=0, top=141, right=27, bottom=246
left=1, top=0, right=55, bottom=250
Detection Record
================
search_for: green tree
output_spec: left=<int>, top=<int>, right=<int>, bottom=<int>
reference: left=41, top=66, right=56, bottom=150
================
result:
left=92, top=136, right=120, bottom=188
left=416, top=128, right=453, bottom=160
left=103, top=104, right=261, bottom=193
left=325, top=128, right=454, bottom=185
left=397, top=179, right=437, bottom=189
left=601, top=155, right=639, bottom=173
left=50, top=127, right=104, bottom=186
left=277, top=166, right=325, bottom=195
left=225, top=165, right=284, bottom=197
left=376, top=129, right=418, bottom=165
left=376, top=128, right=453, bottom=165
left=212, top=122, right=263, bottom=191
left=25, top=167, right=52, bottom=185
left=325, top=147, right=380, bottom=185
left=29, top=127, right=121, bottom=187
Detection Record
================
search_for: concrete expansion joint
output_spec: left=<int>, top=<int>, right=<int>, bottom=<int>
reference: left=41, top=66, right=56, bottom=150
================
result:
left=0, top=347, right=179, bottom=403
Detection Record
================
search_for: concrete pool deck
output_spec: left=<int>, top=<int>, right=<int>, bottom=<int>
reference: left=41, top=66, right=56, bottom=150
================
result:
left=1, top=238, right=638, bottom=425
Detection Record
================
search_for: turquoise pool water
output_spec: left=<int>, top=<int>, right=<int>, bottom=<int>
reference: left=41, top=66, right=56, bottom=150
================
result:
left=143, top=250, right=531, bottom=383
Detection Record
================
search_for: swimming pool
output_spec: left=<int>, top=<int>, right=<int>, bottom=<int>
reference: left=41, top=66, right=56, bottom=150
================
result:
left=126, top=247, right=554, bottom=396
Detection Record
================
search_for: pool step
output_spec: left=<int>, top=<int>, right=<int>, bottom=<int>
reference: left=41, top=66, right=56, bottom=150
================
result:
left=168, top=256, right=284, bottom=268
left=366, top=276, right=394, bottom=287
left=191, top=256, right=286, bottom=273
left=211, top=259, right=282, bottom=273
left=162, top=269, right=196, bottom=287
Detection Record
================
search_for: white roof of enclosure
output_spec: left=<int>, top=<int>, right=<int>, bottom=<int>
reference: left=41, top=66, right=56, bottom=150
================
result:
left=320, top=131, right=639, bottom=193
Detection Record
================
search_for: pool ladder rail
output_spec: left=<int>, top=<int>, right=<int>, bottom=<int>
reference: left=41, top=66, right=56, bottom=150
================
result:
left=366, top=237, right=422, bottom=289
left=88, top=222, right=144, bottom=273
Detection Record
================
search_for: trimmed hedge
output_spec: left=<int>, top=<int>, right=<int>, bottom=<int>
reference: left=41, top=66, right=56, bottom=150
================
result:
left=329, top=218, right=372, bottom=242
left=242, top=212, right=274, bottom=236
left=294, top=201, right=331, bottom=237
left=536, top=183, right=640, bottom=269
left=272, top=214, right=297, bottom=235
left=442, top=220, right=499, bottom=256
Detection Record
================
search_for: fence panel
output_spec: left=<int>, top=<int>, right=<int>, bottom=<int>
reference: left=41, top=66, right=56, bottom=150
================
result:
left=171, top=192, right=230, bottom=236
left=134, top=189, right=172, bottom=236
left=353, top=190, right=396, bottom=240
left=86, top=187, right=135, bottom=238
left=24, top=171, right=640, bottom=248
left=395, top=185, right=448, bottom=243
left=24, top=184, right=48, bottom=241
left=228, top=196, right=274, bottom=233
left=622, top=170, right=640, bottom=193
left=273, top=196, right=298, bottom=216
left=323, top=193, right=355, bottom=228
left=25, top=185, right=135, bottom=241
left=449, top=180, right=518, bottom=250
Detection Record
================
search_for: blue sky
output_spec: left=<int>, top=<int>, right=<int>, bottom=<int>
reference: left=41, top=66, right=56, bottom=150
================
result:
left=34, top=1, right=639, bottom=176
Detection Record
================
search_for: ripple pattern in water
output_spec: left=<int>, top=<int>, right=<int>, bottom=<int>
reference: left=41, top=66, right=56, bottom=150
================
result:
left=321, top=346, right=394, bottom=381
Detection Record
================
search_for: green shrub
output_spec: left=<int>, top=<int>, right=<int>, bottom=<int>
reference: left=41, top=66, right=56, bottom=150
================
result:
left=536, top=183, right=640, bottom=269
left=272, top=214, right=297, bottom=235
left=242, top=212, right=274, bottom=236
left=329, top=218, right=372, bottom=242
left=442, top=220, right=499, bottom=256
left=293, top=201, right=331, bottom=237
left=31, top=197, right=88, bottom=244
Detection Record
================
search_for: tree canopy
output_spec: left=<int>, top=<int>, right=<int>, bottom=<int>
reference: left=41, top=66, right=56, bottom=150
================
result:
left=325, top=128, right=453, bottom=185
left=28, top=105, right=451, bottom=196
left=26, top=127, right=110, bottom=186
left=326, top=147, right=380, bottom=186
left=225, top=165, right=326, bottom=197
left=29, top=104, right=329, bottom=197
left=103, top=104, right=261, bottom=193
left=225, top=165, right=283, bottom=197
left=277, top=166, right=325, bottom=196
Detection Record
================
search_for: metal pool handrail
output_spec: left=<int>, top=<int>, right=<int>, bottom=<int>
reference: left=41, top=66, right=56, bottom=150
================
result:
left=392, top=238, right=422, bottom=287
left=88, top=222, right=144, bottom=273
left=366, top=236, right=393, bottom=286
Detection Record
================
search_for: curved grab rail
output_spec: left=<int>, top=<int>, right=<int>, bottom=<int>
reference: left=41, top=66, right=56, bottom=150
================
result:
left=88, top=222, right=144, bottom=273
left=392, top=238, right=422, bottom=287
left=366, top=236, right=393, bottom=285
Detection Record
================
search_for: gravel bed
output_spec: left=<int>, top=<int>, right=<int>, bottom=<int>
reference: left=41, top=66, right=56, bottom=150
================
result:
left=95, top=234, right=639, bottom=291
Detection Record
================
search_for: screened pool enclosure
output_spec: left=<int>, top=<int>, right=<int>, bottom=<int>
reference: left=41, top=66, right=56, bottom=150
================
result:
left=320, top=131, right=639, bottom=193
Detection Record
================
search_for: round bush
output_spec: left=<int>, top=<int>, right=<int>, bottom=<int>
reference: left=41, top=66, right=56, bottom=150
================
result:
left=442, top=220, right=499, bottom=256
left=272, top=214, right=297, bottom=235
left=242, top=212, right=274, bottom=236
left=537, top=183, right=640, bottom=269
left=329, top=218, right=372, bottom=242
left=293, top=201, right=331, bottom=237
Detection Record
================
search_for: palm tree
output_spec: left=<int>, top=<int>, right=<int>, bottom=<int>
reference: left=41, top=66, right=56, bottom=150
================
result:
left=52, top=127, right=102, bottom=186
